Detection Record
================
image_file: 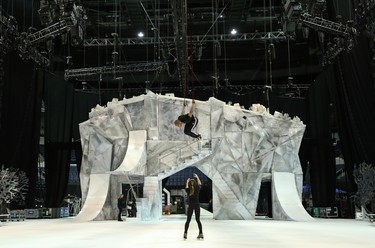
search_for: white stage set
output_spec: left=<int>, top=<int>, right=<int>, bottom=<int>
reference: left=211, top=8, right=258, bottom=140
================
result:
left=1, top=91, right=374, bottom=248
left=77, top=90, right=311, bottom=222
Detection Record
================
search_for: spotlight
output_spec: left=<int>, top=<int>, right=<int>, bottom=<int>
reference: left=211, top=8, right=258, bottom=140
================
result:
left=230, top=29, right=237, bottom=35
left=138, top=32, right=144, bottom=38
left=82, top=81, right=87, bottom=90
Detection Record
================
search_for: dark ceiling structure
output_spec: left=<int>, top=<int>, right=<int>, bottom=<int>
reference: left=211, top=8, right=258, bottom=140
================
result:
left=0, top=0, right=365, bottom=98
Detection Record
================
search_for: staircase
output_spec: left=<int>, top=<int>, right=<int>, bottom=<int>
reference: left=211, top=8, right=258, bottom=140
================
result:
left=156, top=140, right=212, bottom=180
left=213, top=174, right=253, bottom=219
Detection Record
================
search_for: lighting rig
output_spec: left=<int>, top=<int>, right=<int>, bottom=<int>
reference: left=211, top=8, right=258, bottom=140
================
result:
left=282, top=0, right=357, bottom=66
left=0, top=1, right=86, bottom=67
left=0, top=6, right=18, bottom=56
left=16, top=19, right=72, bottom=66
left=64, top=61, right=169, bottom=81
left=83, top=31, right=287, bottom=47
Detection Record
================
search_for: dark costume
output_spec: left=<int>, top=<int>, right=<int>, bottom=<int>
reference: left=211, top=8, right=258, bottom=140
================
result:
left=184, top=181, right=203, bottom=235
left=177, top=114, right=200, bottom=139
left=127, top=201, right=137, bottom=217
left=117, top=196, right=126, bottom=221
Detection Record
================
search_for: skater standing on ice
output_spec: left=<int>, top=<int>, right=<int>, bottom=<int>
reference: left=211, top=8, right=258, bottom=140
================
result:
left=183, top=173, right=204, bottom=240
left=174, top=100, right=201, bottom=140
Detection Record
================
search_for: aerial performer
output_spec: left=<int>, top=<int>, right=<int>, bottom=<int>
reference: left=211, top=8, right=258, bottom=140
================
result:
left=174, top=99, right=201, bottom=140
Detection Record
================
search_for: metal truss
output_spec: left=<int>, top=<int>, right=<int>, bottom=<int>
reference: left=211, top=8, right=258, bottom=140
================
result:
left=300, top=13, right=356, bottom=37
left=27, top=20, right=70, bottom=45
left=65, top=61, right=168, bottom=81
left=23, top=49, right=50, bottom=67
left=83, top=31, right=287, bottom=47
left=0, top=7, right=19, bottom=54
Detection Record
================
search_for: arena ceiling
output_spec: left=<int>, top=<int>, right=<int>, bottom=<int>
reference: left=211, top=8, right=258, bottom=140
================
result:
left=69, top=0, right=324, bottom=93
left=4, top=0, right=356, bottom=97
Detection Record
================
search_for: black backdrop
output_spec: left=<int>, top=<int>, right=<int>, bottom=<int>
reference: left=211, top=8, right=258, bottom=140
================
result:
left=0, top=53, right=42, bottom=208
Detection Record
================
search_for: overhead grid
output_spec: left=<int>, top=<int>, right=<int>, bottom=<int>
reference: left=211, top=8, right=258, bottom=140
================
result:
left=4, top=1, right=375, bottom=98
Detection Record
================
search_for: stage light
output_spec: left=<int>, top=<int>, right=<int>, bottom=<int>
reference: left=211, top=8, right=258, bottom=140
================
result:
left=230, top=29, right=237, bottom=35
left=82, top=81, right=87, bottom=90
left=138, top=32, right=144, bottom=38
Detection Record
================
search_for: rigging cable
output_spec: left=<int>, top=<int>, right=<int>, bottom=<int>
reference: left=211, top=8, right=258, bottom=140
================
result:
left=189, top=35, right=195, bottom=100
left=199, top=2, right=228, bottom=46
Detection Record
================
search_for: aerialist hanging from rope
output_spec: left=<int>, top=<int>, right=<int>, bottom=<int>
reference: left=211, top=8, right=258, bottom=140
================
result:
left=174, top=31, right=201, bottom=140
left=174, top=100, right=201, bottom=140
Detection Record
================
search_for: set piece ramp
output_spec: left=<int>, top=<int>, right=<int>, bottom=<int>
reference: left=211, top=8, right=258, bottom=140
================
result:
left=74, top=174, right=111, bottom=221
left=273, top=172, right=314, bottom=221
left=75, top=130, right=147, bottom=221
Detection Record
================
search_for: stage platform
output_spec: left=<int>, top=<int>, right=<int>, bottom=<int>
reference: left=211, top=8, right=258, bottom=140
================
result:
left=0, top=214, right=373, bottom=248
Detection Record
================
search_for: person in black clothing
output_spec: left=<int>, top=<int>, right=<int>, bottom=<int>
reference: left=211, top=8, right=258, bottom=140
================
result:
left=174, top=100, right=201, bottom=139
left=183, top=173, right=204, bottom=240
left=117, top=194, right=126, bottom=221
left=127, top=200, right=137, bottom=217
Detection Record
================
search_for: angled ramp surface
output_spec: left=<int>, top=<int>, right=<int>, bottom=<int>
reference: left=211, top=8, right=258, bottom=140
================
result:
left=113, top=130, right=147, bottom=174
left=273, top=172, right=314, bottom=221
left=74, top=174, right=110, bottom=221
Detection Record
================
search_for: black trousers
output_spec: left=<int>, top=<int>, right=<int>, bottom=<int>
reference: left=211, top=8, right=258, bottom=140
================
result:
left=184, top=116, right=200, bottom=138
left=184, top=203, right=203, bottom=234
left=118, top=208, right=123, bottom=220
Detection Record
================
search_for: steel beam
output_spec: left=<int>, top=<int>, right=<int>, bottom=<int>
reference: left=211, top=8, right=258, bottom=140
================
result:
left=65, top=61, right=168, bottom=81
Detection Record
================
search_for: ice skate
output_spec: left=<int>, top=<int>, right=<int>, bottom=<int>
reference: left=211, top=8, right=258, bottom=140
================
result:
left=183, top=232, right=187, bottom=240
left=197, top=233, right=204, bottom=240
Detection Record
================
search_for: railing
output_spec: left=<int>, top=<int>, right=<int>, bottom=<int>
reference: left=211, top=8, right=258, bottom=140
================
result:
left=156, top=139, right=210, bottom=176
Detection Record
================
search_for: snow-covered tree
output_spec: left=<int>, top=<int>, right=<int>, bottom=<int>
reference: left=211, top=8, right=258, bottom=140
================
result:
left=353, top=162, right=375, bottom=212
left=0, top=165, right=29, bottom=213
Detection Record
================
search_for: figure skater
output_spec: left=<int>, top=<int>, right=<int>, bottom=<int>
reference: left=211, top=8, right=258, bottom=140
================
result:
left=183, top=173, right=204, bottom=240
left=174, top=100, right=201, bottom=139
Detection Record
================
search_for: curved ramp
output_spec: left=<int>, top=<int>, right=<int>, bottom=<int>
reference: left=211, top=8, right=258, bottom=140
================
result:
left=74, top=174, right=110, bottom=221
left=113, top=130, right=147, bottom=174
left=273, top=172, right=314, bottom=221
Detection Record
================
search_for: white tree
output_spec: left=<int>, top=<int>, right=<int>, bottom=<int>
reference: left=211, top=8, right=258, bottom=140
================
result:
left=0, top=165, right=29, bottom=213
left=353, top=162, right=375, bottom=215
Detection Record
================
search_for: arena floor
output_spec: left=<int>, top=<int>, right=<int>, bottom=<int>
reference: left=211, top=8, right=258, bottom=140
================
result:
left=0, top=214, right=373, bottom=248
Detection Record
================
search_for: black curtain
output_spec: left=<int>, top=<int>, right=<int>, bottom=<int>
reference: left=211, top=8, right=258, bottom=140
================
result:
left=327, top=35, right=375, bottom=194
left=0, top=53, right=43, bottom=208
left=325, top=0, right=375, bottom=196
left=44, top=72, right=74, bottom=208
left=71, top=90, right=104, bottom=174
left=269, top=82, right=338, bottom=207
left=306, top=74, right=337, bottom=207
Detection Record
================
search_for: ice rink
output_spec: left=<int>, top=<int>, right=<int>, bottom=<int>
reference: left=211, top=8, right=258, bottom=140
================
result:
left=0, top=214, right=374, bottom=248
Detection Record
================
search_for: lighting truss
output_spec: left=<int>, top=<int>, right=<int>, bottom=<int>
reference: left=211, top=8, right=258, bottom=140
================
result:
left=0, top=7, right=19, bottom=55
left=26, top=20, right=70, bottom=45
left=19, top=48, right=50, bottom=67
left=300, top=13, right=356, bottom=38
left=83, top=31, right=287, bottom=47
left=322, top=38, right=348, bottom=66
left=65, top=61, right=168, bottom=81
left=16, top=19, right=71, bottom=66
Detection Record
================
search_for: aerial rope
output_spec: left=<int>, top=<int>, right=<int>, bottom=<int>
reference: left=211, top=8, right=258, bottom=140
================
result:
left=174, top=5, right=201, bottom=141
left=189, top=36, right=195, bottom=100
